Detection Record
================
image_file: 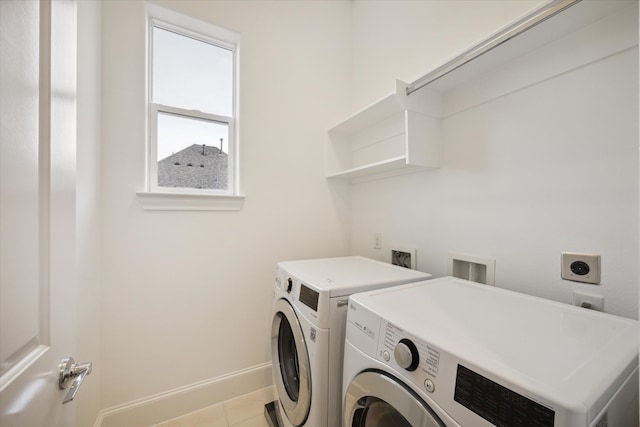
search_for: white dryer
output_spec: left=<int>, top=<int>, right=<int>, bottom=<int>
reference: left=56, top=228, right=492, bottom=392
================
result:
left=269, top=256, right=431, bottom=427
left=343, top=277, right=639, bottom=427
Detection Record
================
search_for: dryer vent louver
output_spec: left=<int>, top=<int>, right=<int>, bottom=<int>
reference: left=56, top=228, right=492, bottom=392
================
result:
left=448, top=252, right=495, bottom=286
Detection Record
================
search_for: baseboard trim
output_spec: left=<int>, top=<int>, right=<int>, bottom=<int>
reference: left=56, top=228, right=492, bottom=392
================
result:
left=94, top=362, right=273, bottom=427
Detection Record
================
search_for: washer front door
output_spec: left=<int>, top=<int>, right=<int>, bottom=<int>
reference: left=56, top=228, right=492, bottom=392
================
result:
left=271, top=299, right=312, bottom=426
left=344, top=371, right=444, bottom=427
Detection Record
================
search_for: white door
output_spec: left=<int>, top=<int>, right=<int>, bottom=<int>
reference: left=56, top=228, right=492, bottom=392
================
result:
left=0, top=1, right=85, bottom=426
left=271, top=299, right=312, bottom=426
left=343, top=371, right=444, bottom=427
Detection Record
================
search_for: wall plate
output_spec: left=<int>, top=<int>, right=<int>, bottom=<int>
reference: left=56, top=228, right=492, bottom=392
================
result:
left=448, top=252, right=495, bottom=285
left=572, top=290, right=604, bottom=311
left=389, top=246, right=416, bottom=269
left=561, top=252, right=600, bottom=284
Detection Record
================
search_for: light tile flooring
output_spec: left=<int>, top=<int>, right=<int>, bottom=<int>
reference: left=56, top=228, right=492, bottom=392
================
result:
left=150, top=386, right=274, bottom=427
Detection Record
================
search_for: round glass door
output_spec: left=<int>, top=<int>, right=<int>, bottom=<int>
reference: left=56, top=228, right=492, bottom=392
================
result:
left=278, top=315, right=300, bottom=401
left=352, top=397, right=413, bottom=427
left=271, top=299, right=311, bottom=426
left=344, top=371, right=443, bottom=427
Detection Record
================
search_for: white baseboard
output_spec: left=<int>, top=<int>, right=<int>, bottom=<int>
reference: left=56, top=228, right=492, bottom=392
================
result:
left=94, top=362, right=273, bottom=427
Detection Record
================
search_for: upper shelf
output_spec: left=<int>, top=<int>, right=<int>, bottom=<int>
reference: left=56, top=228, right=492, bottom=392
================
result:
left=326, top=0, right=638, bottom=182
left=326, top=81, right=441, bottom=181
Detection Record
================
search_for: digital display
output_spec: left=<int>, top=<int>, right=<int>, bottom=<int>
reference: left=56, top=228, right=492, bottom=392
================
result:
left=454, top=364, right=555, bottom=427
left=299, top=284, right=319, bottom=312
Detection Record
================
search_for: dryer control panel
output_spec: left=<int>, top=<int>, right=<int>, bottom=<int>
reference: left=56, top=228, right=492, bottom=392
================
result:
left=374, top=319, right=557, bottom=427
left=378, top=321, right=441, bottom=380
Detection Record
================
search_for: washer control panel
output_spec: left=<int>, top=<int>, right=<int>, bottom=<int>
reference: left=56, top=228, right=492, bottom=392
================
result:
left=275, top=267, right=299, bottom=302
left=275, top=266, right=325, bottom=326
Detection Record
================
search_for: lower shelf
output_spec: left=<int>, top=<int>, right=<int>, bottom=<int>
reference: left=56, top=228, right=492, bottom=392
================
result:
left=326, top=156, right=434, bottom=181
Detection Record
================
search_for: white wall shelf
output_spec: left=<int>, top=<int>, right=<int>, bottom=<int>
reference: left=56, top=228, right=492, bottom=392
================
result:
left=326, top=0, right=635, bottom=183
left=326, top=81, right=441, bottom=182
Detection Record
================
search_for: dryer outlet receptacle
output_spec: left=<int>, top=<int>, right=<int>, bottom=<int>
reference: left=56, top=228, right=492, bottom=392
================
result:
left=561, top=252, right=600, bottom=284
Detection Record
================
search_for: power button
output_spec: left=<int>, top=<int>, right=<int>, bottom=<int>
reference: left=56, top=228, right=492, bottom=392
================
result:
left=424, top=379, right=435, bottom=393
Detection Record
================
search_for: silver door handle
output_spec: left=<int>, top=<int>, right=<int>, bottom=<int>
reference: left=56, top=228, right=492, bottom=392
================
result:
left=59, top=357, right=92, bottom=404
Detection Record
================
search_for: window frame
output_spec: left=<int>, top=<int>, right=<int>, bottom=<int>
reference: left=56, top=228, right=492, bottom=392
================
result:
left=145, top=5, right=240, bottom=198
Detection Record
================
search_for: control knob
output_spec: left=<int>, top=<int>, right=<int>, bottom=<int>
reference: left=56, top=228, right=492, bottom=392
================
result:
left=286, top=278, right=293, bottom=293
left=394, top=338, right=419, bottom=371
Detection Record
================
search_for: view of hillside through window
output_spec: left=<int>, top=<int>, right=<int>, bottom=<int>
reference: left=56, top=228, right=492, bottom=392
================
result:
left=152, top=26, right=234, bottom=191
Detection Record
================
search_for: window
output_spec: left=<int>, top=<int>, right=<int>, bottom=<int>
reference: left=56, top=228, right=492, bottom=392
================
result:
left=147, top=5, right=239, bottom=197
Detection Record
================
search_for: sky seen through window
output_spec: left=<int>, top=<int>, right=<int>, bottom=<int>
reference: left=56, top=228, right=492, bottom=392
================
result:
left=153, top=27, right=233, bottom=160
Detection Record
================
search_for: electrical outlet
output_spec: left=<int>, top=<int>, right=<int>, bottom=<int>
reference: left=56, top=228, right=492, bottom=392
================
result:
left=573, top=291, right=604, bottom=311
left=561, top=252, right=600, bottom=284
left=374, top=233, right=382, bottom=250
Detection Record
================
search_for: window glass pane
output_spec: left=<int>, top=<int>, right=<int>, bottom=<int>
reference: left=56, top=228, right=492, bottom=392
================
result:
left=157, top=112, right=229, bottom=190
left=152, top=26, right=233, bottom=116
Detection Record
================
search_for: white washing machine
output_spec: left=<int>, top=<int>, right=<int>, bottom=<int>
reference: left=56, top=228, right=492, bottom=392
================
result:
left=343, top=277, right=639, bottom=427
left=269, top=256, right=431, bottom=427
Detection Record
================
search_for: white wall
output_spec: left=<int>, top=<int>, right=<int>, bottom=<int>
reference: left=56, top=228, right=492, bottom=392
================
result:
left=100, top=0, right=351, bottom=410
left=350, top=0, right=545, bottom=109
left=76, top=1, right=102, bottom=425
left=349, top=1, right=639, bottom=319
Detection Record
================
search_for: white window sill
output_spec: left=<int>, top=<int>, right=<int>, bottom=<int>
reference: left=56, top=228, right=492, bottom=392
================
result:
left=136, top=192, right=245, bottom=211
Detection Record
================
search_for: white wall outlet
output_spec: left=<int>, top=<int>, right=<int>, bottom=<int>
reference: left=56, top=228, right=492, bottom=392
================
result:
left=561, top=252, right=600, bottom=284
left=374, top=233, right=382, bottom=250
left=572, top=290, right=604, bottom=311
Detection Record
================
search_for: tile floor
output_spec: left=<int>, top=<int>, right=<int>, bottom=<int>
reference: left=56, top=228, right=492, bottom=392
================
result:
left=150, top=386, right=274, bottom=427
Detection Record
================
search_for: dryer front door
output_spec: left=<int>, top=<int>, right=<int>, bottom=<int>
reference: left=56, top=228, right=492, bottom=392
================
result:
left=344, top=371, right=444, bottom=427
left=271, top=298, right=311, bottom=426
